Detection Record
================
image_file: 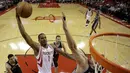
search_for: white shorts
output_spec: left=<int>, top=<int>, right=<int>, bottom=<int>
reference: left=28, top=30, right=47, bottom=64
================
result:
left=86, top=15, right=91, bottom=21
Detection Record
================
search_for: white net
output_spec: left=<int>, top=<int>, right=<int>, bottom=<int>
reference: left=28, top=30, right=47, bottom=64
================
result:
left=91, top=33, right=130, bottom=72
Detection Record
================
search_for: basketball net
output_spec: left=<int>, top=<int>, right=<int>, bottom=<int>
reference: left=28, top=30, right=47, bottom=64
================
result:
left=89, top=32, right=130, bottom=73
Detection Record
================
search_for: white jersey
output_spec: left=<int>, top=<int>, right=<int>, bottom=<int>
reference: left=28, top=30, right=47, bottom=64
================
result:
left=36, top=45, right=54, bottom=73
left=86, top=10, right=92, bottom=16
left=86, top=10, right=92, bottom=21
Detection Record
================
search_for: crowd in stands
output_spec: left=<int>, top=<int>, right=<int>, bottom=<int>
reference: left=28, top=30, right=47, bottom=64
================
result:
left=81, top=0, right=130, bottom=24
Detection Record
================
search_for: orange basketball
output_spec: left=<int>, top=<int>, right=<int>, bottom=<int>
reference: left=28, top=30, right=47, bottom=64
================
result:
left=16, top=2, right=32, bottom=18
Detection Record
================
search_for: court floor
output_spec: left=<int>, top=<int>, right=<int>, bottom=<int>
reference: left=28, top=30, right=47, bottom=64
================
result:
left=0, top=3, right=130, bottom=73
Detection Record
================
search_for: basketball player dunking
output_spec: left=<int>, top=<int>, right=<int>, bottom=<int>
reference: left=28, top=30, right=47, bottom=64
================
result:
left=90, top=10, right=101, bottom=35
left=16, top=8, right=55, bottom=73
left=54, top=12, right=95, bottom=73
left=53, top=35, right=66, bottom=73
left=85, top=8, right=93, bottom=26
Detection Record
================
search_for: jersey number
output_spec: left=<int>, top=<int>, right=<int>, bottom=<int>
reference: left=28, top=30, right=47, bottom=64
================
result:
left=48, top=56, right=50, bottom=62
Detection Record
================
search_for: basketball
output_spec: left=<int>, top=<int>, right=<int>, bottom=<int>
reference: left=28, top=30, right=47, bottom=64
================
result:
left=16, top=2, right=32, bottom=18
